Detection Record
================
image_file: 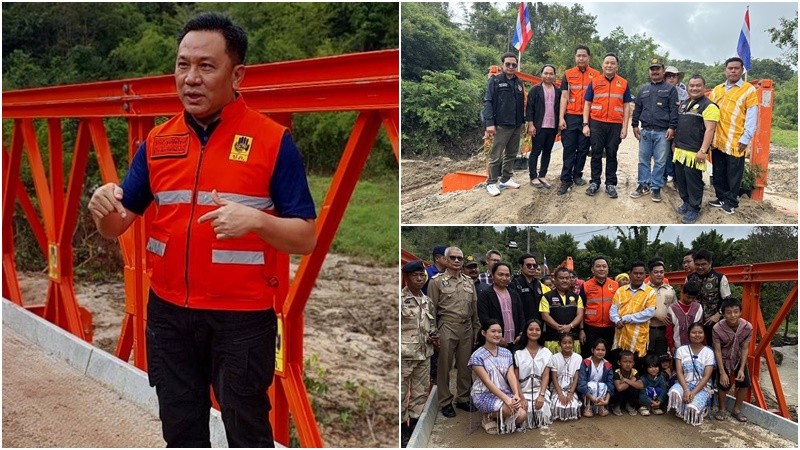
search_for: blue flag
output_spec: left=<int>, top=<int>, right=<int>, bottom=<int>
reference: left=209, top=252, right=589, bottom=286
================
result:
left=737, top=7, right=751, bottom=72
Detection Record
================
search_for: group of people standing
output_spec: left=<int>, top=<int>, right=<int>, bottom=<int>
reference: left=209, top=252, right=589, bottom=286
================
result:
left=482, top=45, right=759, bottom=223
left=401, top=246, right=753, bottom=444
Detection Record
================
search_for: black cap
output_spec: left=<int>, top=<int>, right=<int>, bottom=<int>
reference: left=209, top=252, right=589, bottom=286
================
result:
left=402, top=260, right=426, bottom=273
left=432, top=245, right=447, bottom=257
left=464, top=253, right=480, bottom=267
left=649, top=57, right=665, bottom=68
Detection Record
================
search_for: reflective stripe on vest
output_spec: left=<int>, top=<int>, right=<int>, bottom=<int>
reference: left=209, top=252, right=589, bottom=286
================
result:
left=197, top=191, right=275, bottom=210
left=147, top=237, right=166, bottom=256
left=155, top=190, right=193, bottom=205
left=211, top=249, right=265, bottom=265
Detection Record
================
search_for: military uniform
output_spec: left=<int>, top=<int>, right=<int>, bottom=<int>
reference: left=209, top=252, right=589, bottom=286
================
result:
left=428, top=271, right=479, bottom=408
left=401, top=286, right=435, bottom=422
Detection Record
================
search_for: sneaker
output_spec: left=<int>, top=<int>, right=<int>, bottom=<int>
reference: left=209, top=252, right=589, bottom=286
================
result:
left=651, top=188, right=662, bottom=202
left=611, top=405, right=623, bottom=416
left=557, top=182, right=572, bottom=196
left=722, top=203, right=736, bottom=215
left=667, top=175, right=674, bottom=183
left=709, top=199, right=724, bottom=208
left=681, top=210, right=700, bottom=224
left=573, top=177, right=587, bottom=186
left=630, top=184, right=649, bottom=198
left=486, top=183, right=501, bottom=196
left=606, top=185, right=618, bottom=198
left=639, top=406, right=651, bottom=416
left=498, top=178, right=521, bottom=189
left=653, top=408, right=664, bottom=415
left=625, top=404, right=637, bottom=416
left=586, top=183, right=599, bottom=196
left=676, top=202, right=690, bottom=215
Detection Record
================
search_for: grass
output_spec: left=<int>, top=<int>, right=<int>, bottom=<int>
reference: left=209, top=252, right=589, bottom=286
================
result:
left=770, top=128, right=798, bottom=150
left=307, top=174, right=398, bottom=267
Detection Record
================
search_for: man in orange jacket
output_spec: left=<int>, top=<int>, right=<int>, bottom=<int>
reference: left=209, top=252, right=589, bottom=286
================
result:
left=579, top=255, right=619, bottom=358
left=88, top=12, right=317, bottom=447
left=583, top=53, right=633, bottom=199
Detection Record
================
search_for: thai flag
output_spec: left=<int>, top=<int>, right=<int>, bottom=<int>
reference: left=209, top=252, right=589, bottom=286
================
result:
left=737, top=7, right=751, bottom=72
left=512, top=2, right=533, bottom=54
left=542, top=255, right=550, bottom=275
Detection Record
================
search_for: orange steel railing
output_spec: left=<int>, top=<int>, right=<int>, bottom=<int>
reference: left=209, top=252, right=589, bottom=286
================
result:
left=666, top=260, right=797, bottom=419
left=2, top=49, right=399, bottom=447
left=442, top=67, right=775, bottom=199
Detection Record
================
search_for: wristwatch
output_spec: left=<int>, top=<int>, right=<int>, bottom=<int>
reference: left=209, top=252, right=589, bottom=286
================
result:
left=583, top=123, right=589, bottom=127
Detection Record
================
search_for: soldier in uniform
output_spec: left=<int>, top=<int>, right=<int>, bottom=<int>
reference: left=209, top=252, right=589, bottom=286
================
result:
left=400, top=260, right=437, bottom=447
left=429, top=246, right=480, bottom=418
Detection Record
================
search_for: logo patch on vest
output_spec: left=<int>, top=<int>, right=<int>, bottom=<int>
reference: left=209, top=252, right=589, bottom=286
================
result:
left=616, top=80, right=622, bottom=87
left=152, top=135, right=189, bottom=158
left=229, top=135, right=253, bottom=162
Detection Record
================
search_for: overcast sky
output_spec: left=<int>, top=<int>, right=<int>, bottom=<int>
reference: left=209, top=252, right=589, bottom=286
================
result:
left=448, top=2, right=798, bottom=66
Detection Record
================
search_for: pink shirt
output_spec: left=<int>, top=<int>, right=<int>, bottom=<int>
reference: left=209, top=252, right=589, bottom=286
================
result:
left=542, top=84, right=556, bottom=129
left=495, top=287, right=516, bottom=343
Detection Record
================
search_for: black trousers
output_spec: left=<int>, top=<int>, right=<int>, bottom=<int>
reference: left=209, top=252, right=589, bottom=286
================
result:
left=529, top=127, right=558, bottom=179
left=711, top=148, right=746, bottom=208
left=560, top=114, right=591, bottom=183
left=146, top=291, right=276, bottom=448
left=675, top=161, right=704, bottom=212
left=581, top=324, right=616, bottom=359
left=589, top=120, right=622, bottom=186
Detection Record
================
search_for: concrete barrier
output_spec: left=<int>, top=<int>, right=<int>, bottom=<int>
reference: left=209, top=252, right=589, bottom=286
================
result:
left=407, top=385, right=438, bottom=448
left=723, top=394, right=798, bottom=443
left=2, top=299, right=236, bottom=447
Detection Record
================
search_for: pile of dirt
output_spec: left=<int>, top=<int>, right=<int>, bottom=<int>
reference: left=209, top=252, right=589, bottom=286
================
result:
left=401, top=139, right=798, bottom=224
left=14, top=253, right=398, bottom=448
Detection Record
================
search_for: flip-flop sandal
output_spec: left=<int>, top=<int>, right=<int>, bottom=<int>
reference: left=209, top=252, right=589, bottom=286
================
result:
left=530, top=180, right=544, bottom=188
left=538, top=178, right=552, bottom=188
left=715, top=410, right=728, bottom=421
left=732, top=411, right=748, bottom=423
left=482, top=415, right=499, bottom=434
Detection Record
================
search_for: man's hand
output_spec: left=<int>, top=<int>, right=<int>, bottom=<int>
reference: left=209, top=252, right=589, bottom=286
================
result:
left=197, top=190, right=259, bottom=239
left=666, top=129, right=675, bottom=140
left=486, top=125, right=496, bottom=137
left=528, top=123, right=537, bottom=137
left=704, top=312, right=721, bottom=325
left=88, top=183, right=127, bottom=220
left=615, top=319, right=625, bottom=329
left=633, top=127, right=641, bottom=141
left=696, top=151, right=708, bottom=164
left=559, top=118, right=567, bottom=131
left=582, top=124, right=590, bottom=137
left=738, top=142, right=747, bottom=154
left=620, top=127, right=628, bottom=140
left=579, top=329, right=587, bottom=344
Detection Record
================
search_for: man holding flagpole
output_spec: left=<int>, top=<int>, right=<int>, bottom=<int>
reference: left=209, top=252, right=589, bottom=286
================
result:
left=481, top=3, right=531, bottom=197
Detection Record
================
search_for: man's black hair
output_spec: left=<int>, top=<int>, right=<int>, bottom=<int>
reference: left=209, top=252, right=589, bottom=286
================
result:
left=688, top=74, right=706, bottom=85
left=501, top=52, right=518, bottom=63
left=603, top=52, right=619, bottom=63
left=720, top=297, right=743, bottom=313
left=724, top=56, right=744, bottom=68
left=694, top=249, right=713, bottom=262
left=630, top=260, right=646, bottom=271
left=591, top=255, right=608, bottom=268
left=648, top=258, right=665, bottom=271
left=684, top=250, right=696, bottom=258
left=518, top=253, right=537, bottom=266
left=178, top=12, right=248, bottom=65
left=575, top=44, right=591, bottom=56
left=683, top=280, right=701, bottom=296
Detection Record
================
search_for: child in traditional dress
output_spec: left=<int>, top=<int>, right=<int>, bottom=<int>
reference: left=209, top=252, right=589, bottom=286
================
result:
left=667, top=322, right=715, bottom=425
left=469, top=319, right=527, bottom=434
left=659, top=354, right=676, bottom=388
left=514, top=319, right=553, bottom=429
left=638, top=354, right=668, bottom=415
left=611, top=350, right=642, bottom=415
left=667, top=281, right=703, bottom=352
left=577, top=338, right=613, bottom=417
left=547, top=333, right=582, bottom=421
left=713, top=298, right=753, bottom=423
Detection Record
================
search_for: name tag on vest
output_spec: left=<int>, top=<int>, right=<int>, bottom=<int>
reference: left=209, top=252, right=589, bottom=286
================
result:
left=152, top=135, right=190, bottom=158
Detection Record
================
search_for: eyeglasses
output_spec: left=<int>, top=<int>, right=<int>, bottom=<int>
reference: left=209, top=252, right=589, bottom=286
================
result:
left=525, top=263, right=539, bottom=269
left=666, top=73, right=678, bottom=77
left=504, top=62, right=518, bottom=68
left=448, top=255, right=464, bottom=261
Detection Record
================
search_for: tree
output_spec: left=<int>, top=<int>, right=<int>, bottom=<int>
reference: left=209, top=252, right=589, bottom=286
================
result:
left=614, top=226, right=666, bottom=266
left=767, top=13, right=798, bottom=66
left=600, top=27, right=663, bottom=90
left=401, top=2, right=467, bottom=81
left=690, top=230, right=741, bottom=267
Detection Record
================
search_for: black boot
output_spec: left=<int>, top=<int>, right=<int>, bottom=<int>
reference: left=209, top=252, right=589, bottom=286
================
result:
left=401, top=422, right=411, bottom=448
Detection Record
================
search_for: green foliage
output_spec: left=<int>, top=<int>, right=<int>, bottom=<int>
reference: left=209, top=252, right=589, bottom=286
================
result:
left=600, top=27, right=662, bottom=90
left=690, top=230, right=742, bottom=267
left=307, top=175, right=397, bottom=267
left=401, top=2, right=469, bottom=81
left=772, top=75, right=798, bottom=131
left=767, top=13, right=798, bottom=66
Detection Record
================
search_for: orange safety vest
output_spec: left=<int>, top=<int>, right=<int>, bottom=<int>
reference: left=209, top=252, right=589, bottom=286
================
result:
left=563, top=66, right=601, bottom=116
left=582, top=277, right=619, bottom=327
left=589, top=74, right=628, bottom=124
left=145, top=95, right=287, bottom=311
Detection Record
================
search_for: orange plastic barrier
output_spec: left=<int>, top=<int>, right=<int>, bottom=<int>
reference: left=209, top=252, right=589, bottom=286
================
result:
left=3, top=49, right=399, bottom=447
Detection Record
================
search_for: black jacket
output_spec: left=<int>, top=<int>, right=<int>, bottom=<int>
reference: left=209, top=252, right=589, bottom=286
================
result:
left=482, top=73, right=526, bottom=128
left=526, top=83, right=562, bottom=130
left=510, top=274, right=544, bottom=324
left=477, top=286, right=526, bottom=342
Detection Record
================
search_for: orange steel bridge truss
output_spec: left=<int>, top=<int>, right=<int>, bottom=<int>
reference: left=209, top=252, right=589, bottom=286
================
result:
left=3, top=49, right=399, bottom=447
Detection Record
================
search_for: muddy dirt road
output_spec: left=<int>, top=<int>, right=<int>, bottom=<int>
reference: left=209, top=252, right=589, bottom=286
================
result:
left=401, top=138, right=797, bottom=225
left=12, top=253, right=398, bottom=448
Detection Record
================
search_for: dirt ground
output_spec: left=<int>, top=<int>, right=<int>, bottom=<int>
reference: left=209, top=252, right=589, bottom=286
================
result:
left=11, top=253, right=398, bottom=448
left=401, top=139, right=798, bottom=224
